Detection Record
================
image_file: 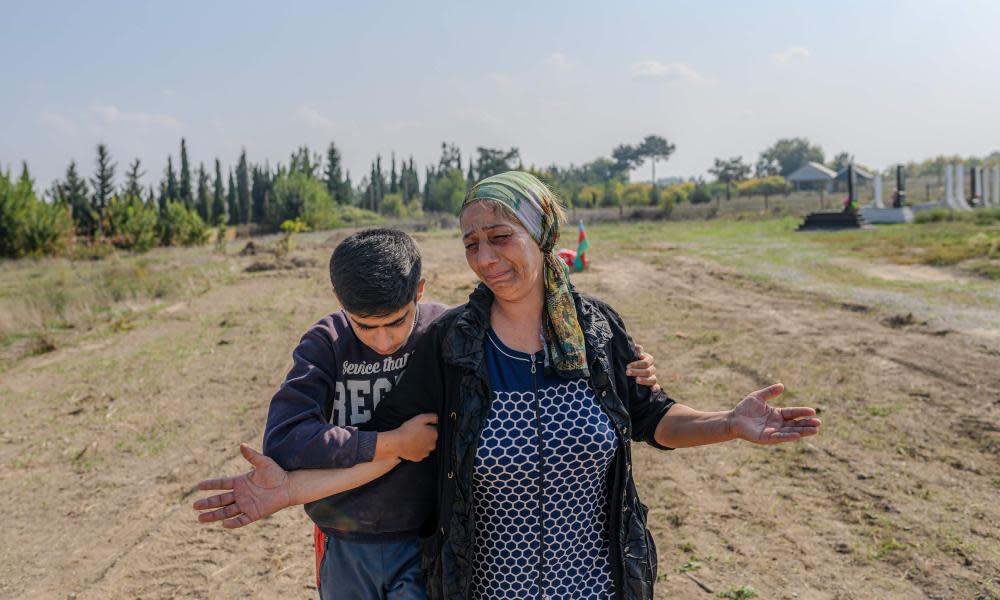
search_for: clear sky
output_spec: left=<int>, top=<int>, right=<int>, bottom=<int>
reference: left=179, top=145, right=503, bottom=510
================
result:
left=4, top=0, right=1000, bottom=190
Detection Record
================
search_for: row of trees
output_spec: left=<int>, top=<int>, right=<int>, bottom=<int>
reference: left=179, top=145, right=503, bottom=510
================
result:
left=5, top=133, right=892, bottom=259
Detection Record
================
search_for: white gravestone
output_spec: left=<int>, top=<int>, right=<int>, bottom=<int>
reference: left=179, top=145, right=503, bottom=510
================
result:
left=983, top=168, right=991, bottom=206
left=944, top=164, right=954, bottom=209
left=873, top=174, right=884, bottom=208
left=955, top=164, right=972, bottom=210
left=994, top=166, right=1000, bottom=206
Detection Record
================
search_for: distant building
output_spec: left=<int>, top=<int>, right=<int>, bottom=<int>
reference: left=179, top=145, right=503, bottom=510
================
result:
left=787, top=162, right=836, bottom=191
left=833, top=165, right=873, bottom=182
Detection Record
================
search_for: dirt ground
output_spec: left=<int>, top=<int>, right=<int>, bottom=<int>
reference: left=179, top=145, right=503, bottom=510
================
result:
left=1, top=224, right=998, bottom=599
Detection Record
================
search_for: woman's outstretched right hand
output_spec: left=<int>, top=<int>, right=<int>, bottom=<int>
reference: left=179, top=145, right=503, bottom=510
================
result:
left=193, top=443, right=291, bottom=529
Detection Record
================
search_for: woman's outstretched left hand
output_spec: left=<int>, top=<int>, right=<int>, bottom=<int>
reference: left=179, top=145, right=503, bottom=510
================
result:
left=730, top=383, right=821, bottom=444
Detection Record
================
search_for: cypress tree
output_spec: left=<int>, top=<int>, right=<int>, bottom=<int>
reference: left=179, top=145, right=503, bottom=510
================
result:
left=158, top=183, right=168, bottom=216
left=368, top=161, right=377, bottom=211
left=324, top=142, right=344, bottom=203
left=423, top=167, right=432, bottom=204
left=342, top=170, right=353, bottom=205
left=91, top=143, right=116, bottom=213
left=251, top=164, right=271, bottom=224
left=196, top=163, right=210, bottom=222
left=236, top=150, right=250, bottom=224
left=146, top=184, right=157, bottom=206
left=375, top=155, right=385, bottom=207
left=164, top=156, right=178, bottom=203
left=466, top=157, right=475, bottom=187
left=390, top=153, right=398, bottom=194
left=62, top=161, right=95, bottom=236
left=212, top=159, right=226, bottom=224
left=179, top=138, right=193, bottom=208
left=405, top=157, right=419, bottom=202
left=18, top=162, right=35, bottom=192
left=123, top=158, right=145, bottom=200
left=226, top=170, right=238, bottom=225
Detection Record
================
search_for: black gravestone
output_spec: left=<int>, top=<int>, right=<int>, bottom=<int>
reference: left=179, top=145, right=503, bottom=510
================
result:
left=797, top=163, right=866, bottom=231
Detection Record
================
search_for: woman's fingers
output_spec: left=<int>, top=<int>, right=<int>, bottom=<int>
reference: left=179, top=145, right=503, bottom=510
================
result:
left=197, top=476, right=236, bottom=491
left=752, top=383, right=785, bottom=402
left=786, top=417, right=821, bottom=428
left=780, top=407, right=817, bottom=420
left=193, top=491, right=235, bottom=511
left=223, top=513, right=254, bottom=529
left=198, top=502, right=243, bottom=524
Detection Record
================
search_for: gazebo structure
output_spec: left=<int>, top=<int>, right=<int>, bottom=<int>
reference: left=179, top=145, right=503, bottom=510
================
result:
left=787, top=161, right=836, bottom=191
left=834, top=165, right=872, bottom=184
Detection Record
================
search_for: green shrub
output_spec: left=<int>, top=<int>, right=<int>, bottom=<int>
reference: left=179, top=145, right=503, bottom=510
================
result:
left=380, top=193, right=407, bottom=218
left=0, top=171, right=74, bottom=258
left=104, top=195, right=158, bottom=252
left=602, top=180, right=623, bottom=207
left=623, top=183, right=652, bottom=206
left=736, top=176, right=790, bottom=198
left=914, top=208, right=956, bottom=224
left=277, top=218, right=309, bottom=257
left=659, top=189, right=676, bottom=216
left=689, top=184, right=712, bottom=204
left=158, top=201, right=209, bottom=246
left=577, top=184, right=603, bottom=207
left=335, top=205, right=382, bottom=226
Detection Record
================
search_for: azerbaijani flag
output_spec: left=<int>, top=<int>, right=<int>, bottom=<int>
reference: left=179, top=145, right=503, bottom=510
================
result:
left=573, top=220, right=589, bottom=271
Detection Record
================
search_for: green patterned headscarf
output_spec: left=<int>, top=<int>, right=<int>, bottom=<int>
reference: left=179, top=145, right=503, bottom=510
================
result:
left=461, top=171, right=589, bottom=378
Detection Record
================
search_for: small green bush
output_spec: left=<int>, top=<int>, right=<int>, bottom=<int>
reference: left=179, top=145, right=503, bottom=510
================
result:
left=689, top=184, right=712, bottom=205
left=0, top=171, right=74, bottom=258
left=104, top=195, right=158, bottom=252
left=158, top=201, right=209, bottom=246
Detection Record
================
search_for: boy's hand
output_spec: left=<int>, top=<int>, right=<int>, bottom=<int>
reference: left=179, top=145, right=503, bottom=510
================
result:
left=375, top=413, right=438, bottom=462
left=626, top=344, right=660, bottom=392
left=193, top=443, right=291, bottom=529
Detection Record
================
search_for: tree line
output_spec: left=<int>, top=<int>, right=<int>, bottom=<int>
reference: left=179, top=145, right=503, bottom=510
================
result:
left=8, top=133, right=960, bottom=259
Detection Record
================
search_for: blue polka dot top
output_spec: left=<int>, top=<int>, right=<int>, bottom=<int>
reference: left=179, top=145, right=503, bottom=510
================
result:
left=472, top=329, right=618, bottom=600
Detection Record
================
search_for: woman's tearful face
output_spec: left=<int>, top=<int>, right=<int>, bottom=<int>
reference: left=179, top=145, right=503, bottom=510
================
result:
left=460, top=201, right=545, bottom=302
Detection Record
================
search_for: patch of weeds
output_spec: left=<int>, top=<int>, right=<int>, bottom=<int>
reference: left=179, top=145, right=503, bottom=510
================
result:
left=679, top=541, right=696, bottom=553
left=718, top=586, right=758, bottom=600
left=866, top=405, right=894, bottom=417
left=680, top=559, right=701, bottom=572
left=873, top=538, right=905, bottom=560
left=968, top=261, right=1000, bottom=280
left=667, top=514, right=684, bottom=527
left=135, top=417, right=182, bottom=457
left=29, top=332, right=57, bottom=355
left=993, top=478, right=1000, bottom=490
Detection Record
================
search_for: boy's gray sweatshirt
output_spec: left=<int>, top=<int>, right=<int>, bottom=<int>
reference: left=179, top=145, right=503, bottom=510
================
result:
left=263, top=302, right=448, bottom=542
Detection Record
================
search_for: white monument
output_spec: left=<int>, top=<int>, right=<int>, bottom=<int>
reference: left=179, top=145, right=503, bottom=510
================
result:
left=983, top=168, right=991, bottom=206
left=873, top=174, right=884, bottom=208
left=944, top=164, right=955, bottom=209
left=955, top=164, right=972, bottom=210
left=994, top=166, right=1000, bottom=207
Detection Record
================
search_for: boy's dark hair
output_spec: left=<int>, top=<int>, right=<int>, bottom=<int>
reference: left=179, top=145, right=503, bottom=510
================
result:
left=329, top=228, right=422, bottom=317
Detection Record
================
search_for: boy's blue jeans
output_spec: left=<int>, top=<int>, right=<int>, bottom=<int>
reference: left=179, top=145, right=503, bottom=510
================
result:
left=318, top=533, right=427, bottom=600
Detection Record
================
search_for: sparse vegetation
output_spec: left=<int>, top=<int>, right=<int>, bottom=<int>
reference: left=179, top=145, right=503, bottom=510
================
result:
left=718, top=585, right=759, bottom=599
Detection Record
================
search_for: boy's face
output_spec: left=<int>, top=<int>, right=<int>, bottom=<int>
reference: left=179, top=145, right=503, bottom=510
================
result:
left=340, top=280, right=425, bottom=356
